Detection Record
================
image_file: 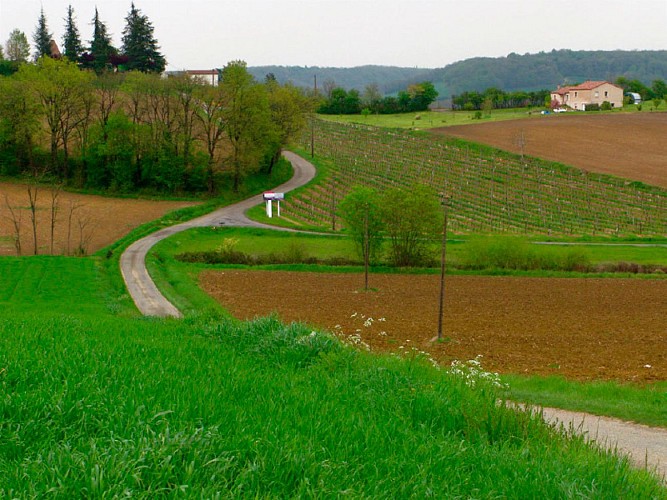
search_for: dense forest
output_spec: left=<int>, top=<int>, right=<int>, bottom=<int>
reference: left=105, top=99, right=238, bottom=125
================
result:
left=250, top=50, right=667, bottom=99
left=0, top=58, right=312, bottom=195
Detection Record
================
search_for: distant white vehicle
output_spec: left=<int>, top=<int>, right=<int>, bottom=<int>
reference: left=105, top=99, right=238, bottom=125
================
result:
left=554, top=108, right=568, bottom=113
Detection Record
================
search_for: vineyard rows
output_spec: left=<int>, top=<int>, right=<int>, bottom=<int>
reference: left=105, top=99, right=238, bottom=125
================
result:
left=285, top=120, right=667, bottom=237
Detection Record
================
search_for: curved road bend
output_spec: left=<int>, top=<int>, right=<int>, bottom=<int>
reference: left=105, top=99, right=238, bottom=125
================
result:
left=120, top=151, right=316, bottom=318
left=120, top=151, right=667, bottom=484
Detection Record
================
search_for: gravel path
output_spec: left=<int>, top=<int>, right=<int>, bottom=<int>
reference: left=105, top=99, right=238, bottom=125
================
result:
left=120, top=151, right=315, bottom=318
left=120, top=151, right=666, bottom=486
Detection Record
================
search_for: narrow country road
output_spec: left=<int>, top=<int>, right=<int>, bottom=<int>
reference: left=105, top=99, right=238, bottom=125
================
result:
left=120, top=150, right=315, bottom=318
left=120, top=150, right=666, bottom=486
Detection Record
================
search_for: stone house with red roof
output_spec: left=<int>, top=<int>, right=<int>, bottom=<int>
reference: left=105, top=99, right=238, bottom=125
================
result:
left=550, top=81, right=624, bottom=110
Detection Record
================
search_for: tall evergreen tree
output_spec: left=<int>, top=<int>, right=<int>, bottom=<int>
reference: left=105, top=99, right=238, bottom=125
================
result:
left=121, top=3, right=166, bottom=73
left=33, top=8, right=52, bottom=61
left=62, top=5, right=83, bottom=63
left=82, top=8, right=117, bottom=74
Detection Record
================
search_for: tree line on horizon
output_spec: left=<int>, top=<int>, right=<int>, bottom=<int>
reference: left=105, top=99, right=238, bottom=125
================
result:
left=317, top=81, right=438, bottom=115
left=0, top=3, right=165, bottom=76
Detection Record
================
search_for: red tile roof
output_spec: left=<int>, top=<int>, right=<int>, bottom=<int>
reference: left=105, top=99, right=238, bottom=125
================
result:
left=552, top=81, right=621, bottom=94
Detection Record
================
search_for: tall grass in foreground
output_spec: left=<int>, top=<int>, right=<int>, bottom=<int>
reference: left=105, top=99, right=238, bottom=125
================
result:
left=0, top=313, right=663, bottom=496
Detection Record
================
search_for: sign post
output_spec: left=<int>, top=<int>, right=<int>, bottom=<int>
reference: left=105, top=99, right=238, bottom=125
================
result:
left=263, top=192, right=285, bottom=219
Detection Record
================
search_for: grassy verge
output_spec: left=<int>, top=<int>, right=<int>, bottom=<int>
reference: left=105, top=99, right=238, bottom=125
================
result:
left=504, top=375, right=667, bottom=428
left=156, top=227, right=667, bottom=277
left=0, top=310, right=663, bottom=496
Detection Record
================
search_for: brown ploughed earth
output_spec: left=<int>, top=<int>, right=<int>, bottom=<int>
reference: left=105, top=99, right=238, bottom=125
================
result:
left=432, top=112, right=667, bottom=189
left=201, top=270, right=666, bottom=383
left=0, top=182, right=196, bottom=256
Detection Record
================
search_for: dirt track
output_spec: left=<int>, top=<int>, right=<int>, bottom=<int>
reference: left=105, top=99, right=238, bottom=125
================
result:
left=433, top=112, right=667, bottom=189
left=201, top=270, right=667, bottom=383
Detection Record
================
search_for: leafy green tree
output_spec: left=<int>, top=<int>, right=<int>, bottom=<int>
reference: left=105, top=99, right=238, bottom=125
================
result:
left=265, top=81, right=312, bottom=173
left=0, top=43, right=4, bottom=60
left=338, top=186, right=384, bottom=267
left=32, top=8, right=52, bottom=61
left=0, top=75, right=41, bottom=173
left=220, top=60, right=272, bottom=192
left=381, top=185, right=443, bottom=267
left=407, top=81, right=438, bottom=111
left=82, top=8, right=117, bottom=74
left=194, top=82, right=227, bottom=193
left=62, top=5, right=84, bottom=63
left=121, top=3, right=166, bottom=73
left=5, top=29, right=30, bottom=62
left=651, top=79, right=667, bottom=99
left=18, top=57, right=94, bottom=178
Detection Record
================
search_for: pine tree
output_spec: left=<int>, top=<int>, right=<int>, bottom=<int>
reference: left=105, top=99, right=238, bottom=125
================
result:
left=33, top=8, right=52, bottom=61
left=82, top=8, right=117, bottom=74
left=62, top=5, right=83, bottom=63
left=121, top=3, right=166, bottom=73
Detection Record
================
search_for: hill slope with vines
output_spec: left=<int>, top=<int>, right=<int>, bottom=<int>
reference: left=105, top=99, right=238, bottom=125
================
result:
left=286, top=120, right=667, bottom=237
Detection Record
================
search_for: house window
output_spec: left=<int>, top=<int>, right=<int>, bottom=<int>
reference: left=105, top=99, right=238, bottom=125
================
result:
left=604, top=91, right=608, bottom=97
left=595, top=91, right=599, bottom=98
left=574, top=91, right=578, bottom=97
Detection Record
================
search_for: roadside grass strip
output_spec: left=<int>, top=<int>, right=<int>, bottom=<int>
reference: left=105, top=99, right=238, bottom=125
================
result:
left=0, top=313, right=664, bottom=496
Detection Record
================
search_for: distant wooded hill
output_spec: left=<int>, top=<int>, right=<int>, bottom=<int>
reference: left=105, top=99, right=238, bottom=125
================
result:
left=248, top=50, right=667, bottom=99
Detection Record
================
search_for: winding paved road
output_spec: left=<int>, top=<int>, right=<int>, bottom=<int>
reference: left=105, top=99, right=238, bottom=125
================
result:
left=120, top=151, right=315, bottom=318
left=120, top=150, right=666, bottom=485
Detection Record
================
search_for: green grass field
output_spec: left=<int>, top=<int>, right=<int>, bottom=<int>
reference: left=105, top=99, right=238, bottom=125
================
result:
left=1, top=258, right=664, bottom=495
left=321, top=102, right=667, bottom=130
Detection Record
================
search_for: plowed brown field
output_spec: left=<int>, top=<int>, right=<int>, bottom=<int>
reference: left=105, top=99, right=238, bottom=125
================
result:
left=432, top=112, right=667, bottom=188
left=201, top=270, right=667, bottom=382
left=0, top=183, right=196, bottom=256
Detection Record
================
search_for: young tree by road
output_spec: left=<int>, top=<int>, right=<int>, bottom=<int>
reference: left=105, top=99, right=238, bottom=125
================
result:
left=220, top=60, right=272, bottom=192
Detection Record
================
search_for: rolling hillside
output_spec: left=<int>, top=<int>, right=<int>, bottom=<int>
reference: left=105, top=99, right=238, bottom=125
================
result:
left=249, top=50, right=667, bottom=98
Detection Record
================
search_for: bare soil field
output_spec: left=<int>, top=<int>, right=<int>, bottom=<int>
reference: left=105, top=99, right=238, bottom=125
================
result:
left=432, top=112, right=667, bottom=189
left=202, top=270, right=666, bottom=382
left=0, top=182, right=196, bottom=256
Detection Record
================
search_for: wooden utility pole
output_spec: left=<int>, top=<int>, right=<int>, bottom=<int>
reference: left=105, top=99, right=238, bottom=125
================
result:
left=311, top=74, right=317, bottom=158
left=437, top=195, right=450, bottom=340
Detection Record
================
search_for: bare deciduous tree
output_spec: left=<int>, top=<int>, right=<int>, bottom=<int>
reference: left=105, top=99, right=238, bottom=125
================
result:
left=49, top=184, right=62, bottom=254
left=4, top=195, right=23, bottom=256
left=27, top=184, right=39, bottom=255
left=65, top=199, right=83, bottom=255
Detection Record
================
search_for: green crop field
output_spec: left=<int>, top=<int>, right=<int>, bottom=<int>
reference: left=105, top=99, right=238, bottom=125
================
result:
left=285, top=120, right=667, bottom=238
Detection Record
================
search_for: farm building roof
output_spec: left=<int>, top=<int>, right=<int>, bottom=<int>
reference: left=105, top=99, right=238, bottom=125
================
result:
left=552, top=81, right=622, bottom=94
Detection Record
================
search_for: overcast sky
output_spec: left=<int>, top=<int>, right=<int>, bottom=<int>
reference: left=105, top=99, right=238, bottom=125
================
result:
left=1, top=0, right=666, bottom=70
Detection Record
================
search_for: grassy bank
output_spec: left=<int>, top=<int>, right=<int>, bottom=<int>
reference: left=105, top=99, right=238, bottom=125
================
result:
left=0, top=306, right=664, bottom=495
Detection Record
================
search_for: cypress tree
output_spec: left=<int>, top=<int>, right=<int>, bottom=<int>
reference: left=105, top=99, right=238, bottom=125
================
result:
left=121, top=3, right=166, bottom=73
left=33, top=8, right=52, bottom=61
left=62, top=5, right=83, bottom=63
